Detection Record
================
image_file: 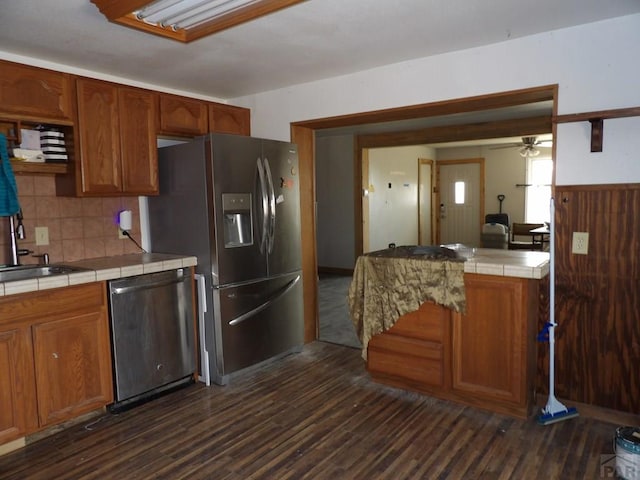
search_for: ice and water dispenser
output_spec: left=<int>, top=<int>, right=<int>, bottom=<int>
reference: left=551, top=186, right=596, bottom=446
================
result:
left=222, top=193, right=253, bottom=247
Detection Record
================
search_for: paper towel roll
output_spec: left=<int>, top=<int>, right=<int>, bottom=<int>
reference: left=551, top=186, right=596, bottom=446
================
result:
left=119, top=210, right=132, bottom=231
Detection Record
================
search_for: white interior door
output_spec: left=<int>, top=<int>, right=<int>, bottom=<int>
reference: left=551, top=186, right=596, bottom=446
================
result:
left=438, top=161, right=482, bottom=247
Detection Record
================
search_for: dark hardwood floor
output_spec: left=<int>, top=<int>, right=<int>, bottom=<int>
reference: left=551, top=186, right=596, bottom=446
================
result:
left=0, top=342, right=618, bottom=479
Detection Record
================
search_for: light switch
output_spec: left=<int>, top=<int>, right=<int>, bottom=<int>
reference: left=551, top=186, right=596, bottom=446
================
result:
left=35, top=226, right=49, bottom=246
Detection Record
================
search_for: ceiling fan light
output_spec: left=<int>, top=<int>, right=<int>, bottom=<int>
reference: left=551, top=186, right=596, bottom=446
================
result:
left=519, top=147, right=540, bottom=157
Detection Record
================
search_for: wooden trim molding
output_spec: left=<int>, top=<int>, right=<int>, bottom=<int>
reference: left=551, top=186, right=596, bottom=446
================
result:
left=554, top=106, right=640, bottom=153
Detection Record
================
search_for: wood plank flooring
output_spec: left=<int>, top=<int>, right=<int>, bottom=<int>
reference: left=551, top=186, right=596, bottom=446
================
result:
left=0, top=342, right=619, bottom=479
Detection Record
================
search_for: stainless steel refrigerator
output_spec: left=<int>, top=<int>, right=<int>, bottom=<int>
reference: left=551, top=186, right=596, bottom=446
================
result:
left=148, top=133, right=303, bottom=385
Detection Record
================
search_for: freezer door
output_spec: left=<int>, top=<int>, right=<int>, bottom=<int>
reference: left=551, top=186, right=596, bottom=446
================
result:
left=212, top=272, right=303, bottom=381
left=208, top=134, right=268, bottom=285
left=263, top=140, right=302, bottom=276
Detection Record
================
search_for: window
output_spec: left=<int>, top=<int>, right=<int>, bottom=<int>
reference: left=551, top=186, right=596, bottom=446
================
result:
left=525, top=157, right=552, bottom=223
left=454, top=181, right=465, bottom=204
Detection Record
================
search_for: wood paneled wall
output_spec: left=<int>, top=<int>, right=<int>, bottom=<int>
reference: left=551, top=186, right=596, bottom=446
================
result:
left=537, top=184, right=640, bottom=413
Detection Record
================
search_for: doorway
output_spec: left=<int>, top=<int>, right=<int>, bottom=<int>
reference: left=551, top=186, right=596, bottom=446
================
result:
left=292, top=84, right=558, bottom=343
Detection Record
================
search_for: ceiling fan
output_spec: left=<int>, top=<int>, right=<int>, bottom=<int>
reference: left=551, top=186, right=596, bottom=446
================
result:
left=492, top=136, right=553, bottom=157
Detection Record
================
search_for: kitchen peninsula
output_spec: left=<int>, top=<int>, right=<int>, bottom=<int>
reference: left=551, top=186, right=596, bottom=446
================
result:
left=349, top=247, right=549, bottom=419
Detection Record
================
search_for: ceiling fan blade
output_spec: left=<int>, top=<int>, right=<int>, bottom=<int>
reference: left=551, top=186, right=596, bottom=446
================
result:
left=489, top=143, right=522, bottom=150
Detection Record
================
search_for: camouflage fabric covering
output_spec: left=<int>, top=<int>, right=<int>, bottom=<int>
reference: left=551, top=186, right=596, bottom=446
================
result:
left=348, top=246, right=466, bottom=360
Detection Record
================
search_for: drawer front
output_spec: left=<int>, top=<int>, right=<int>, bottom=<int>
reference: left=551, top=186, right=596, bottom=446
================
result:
left=368, top=334, right=443, bottom=387
left=0, top=283, right=106, bottom=326
left=385, top=301, right=447, bottom=342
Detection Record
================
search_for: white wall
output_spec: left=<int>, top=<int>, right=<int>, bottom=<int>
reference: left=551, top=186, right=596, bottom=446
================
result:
left=233, top=14, right=640, bottom=186
left=367, top=145, right=432, bottom=251
left=315, top=135, right=355, bottom=269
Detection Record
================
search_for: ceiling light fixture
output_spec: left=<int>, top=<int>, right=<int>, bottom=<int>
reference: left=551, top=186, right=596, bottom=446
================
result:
left=91, top=0, right=306, bottom=43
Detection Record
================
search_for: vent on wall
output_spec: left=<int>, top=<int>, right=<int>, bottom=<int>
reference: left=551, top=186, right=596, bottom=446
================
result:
left=91, top=0, right=306, bottom=43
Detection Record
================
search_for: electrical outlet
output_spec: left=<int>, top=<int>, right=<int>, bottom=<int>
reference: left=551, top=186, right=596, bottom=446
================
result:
left=572, top=232, right=589, bottom=255
left=118, top=227, right=127, bottom=240
left=35, top=226, right=49, bottom=246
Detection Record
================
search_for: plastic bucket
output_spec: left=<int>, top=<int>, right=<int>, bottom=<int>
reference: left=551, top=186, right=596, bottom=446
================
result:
left=615, top=426, right=640, bottom=480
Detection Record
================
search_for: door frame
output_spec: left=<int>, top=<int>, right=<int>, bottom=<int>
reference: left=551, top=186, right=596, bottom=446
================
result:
left=291, top=84, right=558, bottom=343
left=418, top=158, right=435, bottom=245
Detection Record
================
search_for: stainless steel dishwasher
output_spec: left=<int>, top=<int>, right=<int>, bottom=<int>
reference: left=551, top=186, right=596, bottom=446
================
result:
left=108, top=268, right=196, bottom=410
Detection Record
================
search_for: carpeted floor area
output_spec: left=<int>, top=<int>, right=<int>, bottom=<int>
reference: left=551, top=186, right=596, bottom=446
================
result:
left=318, top=273, right=362, bottom=349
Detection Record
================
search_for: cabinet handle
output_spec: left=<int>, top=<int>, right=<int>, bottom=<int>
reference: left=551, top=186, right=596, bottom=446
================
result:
left=52, top=352, right=59, bottom=359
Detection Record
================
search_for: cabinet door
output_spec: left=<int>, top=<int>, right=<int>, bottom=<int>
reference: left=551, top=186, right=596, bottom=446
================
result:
left=208, top=103, right=250, bottom=135
left=32, top=311, right=114, bottom=428
left=0, top=60, right=74, bottom=121
left=0, top=327, right=38, bottom=444
left=451, top=274, right=533, bottom=406
left=119, top=87, right=159, bottom=194
left=158, top=94, right=208, bottom=136
left=76, top=78, right=123, bottom=194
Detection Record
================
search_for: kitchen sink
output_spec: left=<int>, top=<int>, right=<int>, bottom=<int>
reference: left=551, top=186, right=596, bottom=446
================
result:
left=0, top=264, right=91, bottom=283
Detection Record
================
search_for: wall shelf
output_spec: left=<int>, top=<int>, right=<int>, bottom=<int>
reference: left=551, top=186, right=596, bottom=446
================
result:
left=10, top=160, right=69, bottom=175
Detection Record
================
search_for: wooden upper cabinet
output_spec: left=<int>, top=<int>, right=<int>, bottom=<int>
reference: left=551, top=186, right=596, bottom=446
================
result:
left=208, top=103, right=250, bottom=136
left=158, top=93, right=208, bottom=137
left=75, top=78, right=158, bottom=196
left=76, top=78, right=122, bottom=194
left=119, top=87, right=158, bottom=194
left=0, top=60, right=74, bottom=121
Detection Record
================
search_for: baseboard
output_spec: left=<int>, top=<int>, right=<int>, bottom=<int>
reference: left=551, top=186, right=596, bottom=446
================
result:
left=535, top=396, right=640, bottom=426
left=318, top=266, right=353, bottom=276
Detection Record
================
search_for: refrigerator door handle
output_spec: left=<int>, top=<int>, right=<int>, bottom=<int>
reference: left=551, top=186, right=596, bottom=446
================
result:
left=264, top=157, right=276, bottom=254
left=228, top=275, right=300, bottom=326
left=194, top=274, right=210, bottom=386
left=256, top=157, right=269, bottom=254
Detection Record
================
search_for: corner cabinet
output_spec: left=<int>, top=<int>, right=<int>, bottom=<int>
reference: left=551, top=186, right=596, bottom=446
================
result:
left=0, top=283, right=113, bottom=445
left=367, top=273, right=538, bottom=419
left=62, top=78, right=158, bottom=196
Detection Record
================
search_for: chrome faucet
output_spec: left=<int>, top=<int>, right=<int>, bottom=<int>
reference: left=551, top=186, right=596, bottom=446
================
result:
left=8, top=209, right=26, bottom=266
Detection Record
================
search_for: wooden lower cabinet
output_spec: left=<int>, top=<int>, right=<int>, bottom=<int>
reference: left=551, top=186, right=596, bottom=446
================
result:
left=368, top=301, right=450, bottom=389
left=0, top=283, right=113, bottom=445
left=32, top=311, right=113, bottom=428
left=0, top=327, right=37, bottom=445
left=367, top=273, right=538, bottom=419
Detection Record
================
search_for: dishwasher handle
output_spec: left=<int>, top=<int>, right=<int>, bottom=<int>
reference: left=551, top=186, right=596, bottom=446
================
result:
left=111, top=271, right=188, bottom=295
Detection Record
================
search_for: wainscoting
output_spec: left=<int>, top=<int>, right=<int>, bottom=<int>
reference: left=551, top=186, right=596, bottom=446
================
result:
left=536, top=184, right=640, bottom=413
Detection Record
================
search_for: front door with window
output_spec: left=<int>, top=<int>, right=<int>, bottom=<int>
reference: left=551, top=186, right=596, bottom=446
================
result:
left=437, top=160, right=483, bottom=246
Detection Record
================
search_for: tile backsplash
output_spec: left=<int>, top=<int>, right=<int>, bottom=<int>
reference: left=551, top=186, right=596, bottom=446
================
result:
left=0, top=174, right=142, bottom=265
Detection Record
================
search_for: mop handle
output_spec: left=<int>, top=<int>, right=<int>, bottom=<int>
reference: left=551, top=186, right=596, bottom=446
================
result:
left=548, top=197, right=556, bottom=398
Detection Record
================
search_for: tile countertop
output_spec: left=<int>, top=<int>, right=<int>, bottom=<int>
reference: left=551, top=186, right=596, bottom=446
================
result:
left=0, top=253, right=198, bottom=297
left=462, top=248, right=550, bottom=279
